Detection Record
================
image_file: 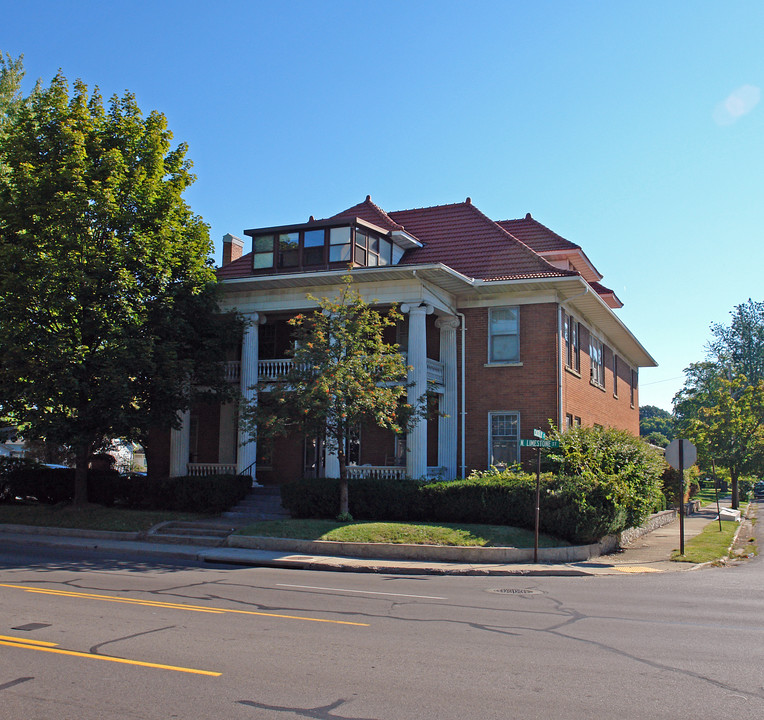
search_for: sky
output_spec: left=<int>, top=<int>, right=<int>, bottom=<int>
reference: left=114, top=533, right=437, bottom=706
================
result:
left=2, top=0, right=763, bottom=411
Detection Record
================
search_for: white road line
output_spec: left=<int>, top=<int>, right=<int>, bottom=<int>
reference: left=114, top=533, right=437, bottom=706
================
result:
left=277, top=583, right=446, bottom=600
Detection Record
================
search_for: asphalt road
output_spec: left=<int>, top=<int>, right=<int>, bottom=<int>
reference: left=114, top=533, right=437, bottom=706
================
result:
left=0, top=540, right=762, bottom=720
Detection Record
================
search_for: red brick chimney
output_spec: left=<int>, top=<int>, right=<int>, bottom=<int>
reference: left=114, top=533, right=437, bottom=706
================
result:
left=221, top=233, right=244, bottom=266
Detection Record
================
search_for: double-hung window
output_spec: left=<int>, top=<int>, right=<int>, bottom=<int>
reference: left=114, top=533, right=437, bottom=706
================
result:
left=489, top=412, right=520, bottom=467
left=489, top=306, right=519, bottom=363
left=563, top=313, right=580, bottom=371
left=590, top=336, right=605, bottom=387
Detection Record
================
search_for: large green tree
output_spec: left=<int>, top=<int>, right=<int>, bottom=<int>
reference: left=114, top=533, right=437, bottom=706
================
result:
left=639, top=405, right=674, bottom=446
left=0, top=66, right=241, bottom=504
left=242, top=277, right=423, bottom=517
left=674, top=300, right=764, bottom=508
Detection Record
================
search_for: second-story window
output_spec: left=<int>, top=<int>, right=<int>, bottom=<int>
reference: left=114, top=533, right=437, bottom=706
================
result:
left=329, top=227, right=352, bottom=262
left=590, top=336, right=605, bottom=387
left=278, top=232, right=300, bottom=269
left=303, top=229, right=325, bottom=266
left=253, top=224, right=396, bottom=271
left=253, top=235, right=275, bottom=269
left=489, top=306, right=520, bottom=363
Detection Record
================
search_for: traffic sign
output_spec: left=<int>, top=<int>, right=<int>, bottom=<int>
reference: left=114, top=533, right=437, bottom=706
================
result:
left=520, top=439, right=560, bottom=448
left=665, top=439, right=697, bottom=470
left=533, top=429, right=547, bottom=440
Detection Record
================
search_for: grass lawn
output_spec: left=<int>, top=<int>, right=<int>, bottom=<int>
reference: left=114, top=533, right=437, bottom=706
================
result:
left=0, top=504, right=209, bottom=532
left=693, top=487, right=730, bottom=506
left=670, top=509, right=747, bottom=564
left=235, top=519, right=568, bottom=548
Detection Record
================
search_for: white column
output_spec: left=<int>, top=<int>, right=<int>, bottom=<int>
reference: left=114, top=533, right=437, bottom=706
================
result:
left=401, top=303, right=432, bottom=479
left=436, top=316, right=460, bottom=480
left=238, top=312, right=265, bottom=485
left=169, top=409, right=191, bottom=477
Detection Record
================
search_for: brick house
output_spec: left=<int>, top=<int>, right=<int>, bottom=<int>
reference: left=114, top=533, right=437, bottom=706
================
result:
left=156, top=196, right=655, bottom=484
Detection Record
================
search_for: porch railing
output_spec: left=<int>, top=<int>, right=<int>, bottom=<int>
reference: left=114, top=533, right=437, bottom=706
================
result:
left=223, top=361, right=241, bottom=383
left=345, top=465, right=408, bottom=481
left=187, top=463, right=238, bottom=476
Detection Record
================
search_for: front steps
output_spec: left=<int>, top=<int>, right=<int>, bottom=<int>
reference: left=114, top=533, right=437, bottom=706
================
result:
left=222, top=485, right=291, bottom=523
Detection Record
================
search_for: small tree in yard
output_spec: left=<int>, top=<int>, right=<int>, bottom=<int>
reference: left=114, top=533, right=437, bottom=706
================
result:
left=242, top=276, right=423, bottom=518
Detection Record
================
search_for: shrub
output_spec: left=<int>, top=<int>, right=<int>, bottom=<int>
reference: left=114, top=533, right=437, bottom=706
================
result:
left=280, top=471, right=628, bottom=544
left=0, top=460, right=250, bottom=513
left=548, top=425, right=664, bottom=528
left=151, top=474, right=252, bottom=513
left=0, top=460, right=120, bottom=505
left=281, top=477, right=422, bottom=520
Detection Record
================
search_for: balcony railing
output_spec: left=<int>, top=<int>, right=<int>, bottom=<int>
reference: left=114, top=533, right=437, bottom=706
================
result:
left=223, top=357, right=446, bottom=387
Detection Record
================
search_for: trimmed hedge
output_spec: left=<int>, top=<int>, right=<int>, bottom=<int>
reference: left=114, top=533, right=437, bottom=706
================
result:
left=280, top=473, right=627, bottom=545
left=0, top=458, right=251, bottom=514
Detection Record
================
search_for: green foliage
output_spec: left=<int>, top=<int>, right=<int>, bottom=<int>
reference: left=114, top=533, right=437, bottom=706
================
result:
left=243, top=275, right=423, bottom=515
left=639, top=405, right=675, bottom=441
left=645, top=431, right=669, bottom=448
left=0, top=69, right=242, bottom=503
left=547, top=425, right=664, bottom=527
left=150, top=474, right=251, bottom=513
left=674, top=300, right=764, bottom=507
left=280, top=471, right=629, bottom=545
left=0, top=458, right=249, bottom=513
left=281, top=476, right=423, bottom=520
left=0, top=460, right=119, bottom=505
left=281, top=425, right=665, bottom=544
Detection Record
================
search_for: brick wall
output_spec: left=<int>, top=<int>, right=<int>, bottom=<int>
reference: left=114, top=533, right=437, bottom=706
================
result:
left=561, top=319, right=639, bottom=435
left=460, top=302, right=640, bottom=474
left=461, top=303, right=559, bottom=471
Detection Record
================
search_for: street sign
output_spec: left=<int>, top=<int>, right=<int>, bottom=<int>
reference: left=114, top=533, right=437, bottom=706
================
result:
left=665, top=439, right=697, bottom=470
left=533, top=429, right=546, bottom=440
left=520, top=439, right=560, bottom=448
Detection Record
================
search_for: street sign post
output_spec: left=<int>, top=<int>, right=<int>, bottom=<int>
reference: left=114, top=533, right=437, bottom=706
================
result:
left=523, top=431, right=560, bottom=562
left=664, top=438, right=697, bottom=556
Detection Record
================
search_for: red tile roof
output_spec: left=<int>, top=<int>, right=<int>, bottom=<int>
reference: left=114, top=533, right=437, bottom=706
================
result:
left=219, top=197, right=581, bottom=283
left=496, top=215, right=580, bottom=253
left=217, top=251, right=253, bottom=280
left=386, top=200, right=575, bottom=281
left=329, top=195, right=404, bottom=232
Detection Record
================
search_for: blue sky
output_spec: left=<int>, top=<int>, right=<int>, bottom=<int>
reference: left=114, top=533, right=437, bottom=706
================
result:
left=3, top=0, right=763, bottom=411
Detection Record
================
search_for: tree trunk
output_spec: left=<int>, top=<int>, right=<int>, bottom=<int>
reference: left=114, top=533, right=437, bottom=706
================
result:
left=73, top=443, right=90, bottom=507
left=730, top=466, right=740, bottom=510
left=337, top=450, right=350, bottom=516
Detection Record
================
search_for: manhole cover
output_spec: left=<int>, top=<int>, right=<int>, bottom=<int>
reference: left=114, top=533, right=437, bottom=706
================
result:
left=486, top=588, right=543, bottom=595
left=12, top=622, right=51, bottom=631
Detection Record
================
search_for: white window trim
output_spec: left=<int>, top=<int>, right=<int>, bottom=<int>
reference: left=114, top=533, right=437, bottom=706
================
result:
left=488, top=411, right=520, bottom=468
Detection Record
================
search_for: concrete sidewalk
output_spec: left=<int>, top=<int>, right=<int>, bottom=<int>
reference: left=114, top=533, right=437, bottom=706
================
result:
left=0, top=501, right=750, bottom=576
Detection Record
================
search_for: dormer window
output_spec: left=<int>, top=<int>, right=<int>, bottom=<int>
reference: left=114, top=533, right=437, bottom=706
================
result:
left=251, top=223, right=397, bottom=273
left=329, top=227, right=351, bottom=262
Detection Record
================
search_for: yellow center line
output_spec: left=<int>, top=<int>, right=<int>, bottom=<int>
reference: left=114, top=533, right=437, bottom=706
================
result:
left=0, top=639, right=220, bottom=676
left=0, top=583, right=369, bottom=626
left=0, top=634, right=58, bottom=647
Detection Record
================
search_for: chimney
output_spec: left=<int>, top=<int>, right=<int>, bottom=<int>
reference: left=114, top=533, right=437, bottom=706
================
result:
left=221, top=233, right=244, bottom=266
